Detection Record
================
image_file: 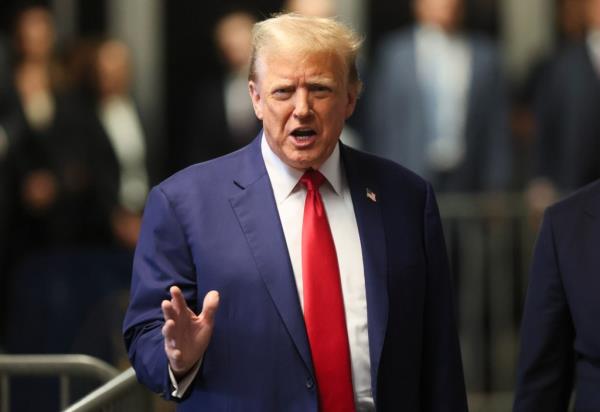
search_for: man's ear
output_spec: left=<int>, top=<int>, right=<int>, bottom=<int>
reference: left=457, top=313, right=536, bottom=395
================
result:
left=248, top=81, right=263, bottom=120
left=344, top=87, right=358, bottom=119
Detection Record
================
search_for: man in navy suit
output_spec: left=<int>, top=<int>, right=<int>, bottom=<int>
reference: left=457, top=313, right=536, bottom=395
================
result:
left=514, top=179, right=600, bottom=411
left=123, top=13, right=467, bottom=411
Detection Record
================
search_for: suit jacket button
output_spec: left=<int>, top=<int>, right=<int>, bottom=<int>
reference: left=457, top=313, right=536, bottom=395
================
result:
left=306, top=378, right=314, bottom=389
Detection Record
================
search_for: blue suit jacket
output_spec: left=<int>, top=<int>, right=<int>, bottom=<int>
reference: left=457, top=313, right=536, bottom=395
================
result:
left=123, top=136, right=467, bottom=411
left=514, top=180, right=600, bottom=411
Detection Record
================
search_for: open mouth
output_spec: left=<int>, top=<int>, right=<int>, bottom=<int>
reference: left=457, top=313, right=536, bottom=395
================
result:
left=291, top=128, right=317, bottom=141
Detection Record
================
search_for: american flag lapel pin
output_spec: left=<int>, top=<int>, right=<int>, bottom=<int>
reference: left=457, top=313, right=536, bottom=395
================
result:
left=366, top=188, right=377, bottom=203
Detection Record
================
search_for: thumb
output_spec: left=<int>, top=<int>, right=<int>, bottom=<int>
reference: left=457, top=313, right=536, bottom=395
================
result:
left=201, top=290, right=220, bottom=324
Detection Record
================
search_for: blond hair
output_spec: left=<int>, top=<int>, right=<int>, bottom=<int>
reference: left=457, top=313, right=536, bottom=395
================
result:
left=249, top=13, right=363, bottom=93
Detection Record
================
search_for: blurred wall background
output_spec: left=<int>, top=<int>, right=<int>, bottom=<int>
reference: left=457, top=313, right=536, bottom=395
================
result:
left=0, top=0, right=556, bottom=174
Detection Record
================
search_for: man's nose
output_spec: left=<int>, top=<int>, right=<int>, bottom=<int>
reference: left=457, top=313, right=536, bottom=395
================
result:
left=293, top=89, right=312, bottom=119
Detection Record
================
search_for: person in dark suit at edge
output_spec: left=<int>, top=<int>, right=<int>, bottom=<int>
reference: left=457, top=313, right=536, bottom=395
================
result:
left=514, top=179, right=600, bottom=410
left=526, top=0, right=600, bottom=218
left=123, top=13, right=467, bottom=411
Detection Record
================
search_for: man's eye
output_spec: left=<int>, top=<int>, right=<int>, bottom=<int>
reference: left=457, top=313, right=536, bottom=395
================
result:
left=273, top=88, right=292, bottom=97
left=310, top=85, right=332, bottom=94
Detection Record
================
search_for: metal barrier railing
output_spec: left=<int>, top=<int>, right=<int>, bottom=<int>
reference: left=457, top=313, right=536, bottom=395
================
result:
left=438, top=192, right=537, bottom=396
left=0, top=354, right=119, bottom=411
left=64, top=367, right=143, bottom=412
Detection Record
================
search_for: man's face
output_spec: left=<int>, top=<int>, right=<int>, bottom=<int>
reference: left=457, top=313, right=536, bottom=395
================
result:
left=248, top=49, right=357, bottom=170
left=415, top=0, right=463, bottom=32
left=215, top=12, right=254, bottom=71
left=17, top=8, right=55, bottom=61
left=96, top=41, right=131, bottom=97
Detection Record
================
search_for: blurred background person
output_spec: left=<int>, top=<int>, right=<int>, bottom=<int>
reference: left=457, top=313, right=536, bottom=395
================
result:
left=0, top=9, right=121, bottom=409
left=0, top=33, right=10, bottom=116
left=362, top=0, right=511, bottom=193
left=1, top=34, right=158, bottom=411
left=283, top=0, right=336, bottom=17
left=360, top=0, right=514, bottom=395
left=179, top=8, right=260, bottom=169
left=2, top=5, right=64, bottom=141
left=512, top=0, right=588, bottom=197
left=0, top=6, right=124, bottom=266
left=526, top=0, right=600, bottom=218
left=560, top=0, right=589, bottom=41
left=0, top=31, right=10, bottom=348
left=76, top=38, right=162, bottom=251
left=0, top=5, right=72, bottom=272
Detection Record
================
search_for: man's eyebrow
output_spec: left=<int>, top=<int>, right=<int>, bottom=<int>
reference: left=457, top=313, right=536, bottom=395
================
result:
left=269, top=81, right=294, bottom=90
left=306, top=76, right=336, bottom=84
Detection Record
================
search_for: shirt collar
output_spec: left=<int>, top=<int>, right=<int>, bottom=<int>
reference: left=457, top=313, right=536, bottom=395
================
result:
left=261, top=132, right=343, bottom=205
left=416, top=23, right=465, bottom=45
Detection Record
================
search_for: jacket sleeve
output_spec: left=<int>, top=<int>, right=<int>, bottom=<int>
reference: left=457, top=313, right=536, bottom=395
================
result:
left=420, top=182, right=468, bottom=411
left=122, top=186, right=198, bottom=400
left=513, top=209, right=574, bottom=411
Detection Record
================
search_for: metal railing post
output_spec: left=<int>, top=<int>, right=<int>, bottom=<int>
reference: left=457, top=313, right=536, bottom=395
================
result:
left=0, top=355, right=120, bottom=411
left=1, top=374, right=9, bottom=412
left=64, top=368, right=138, bottom=412
left=60, top=374, right=70, bottom=410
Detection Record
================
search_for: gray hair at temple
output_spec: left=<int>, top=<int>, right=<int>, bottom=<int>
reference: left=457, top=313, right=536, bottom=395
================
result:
left=249, top=13, right=363, bottom=94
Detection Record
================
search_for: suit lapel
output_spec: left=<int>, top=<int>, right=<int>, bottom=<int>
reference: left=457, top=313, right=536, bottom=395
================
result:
left=229, top=137, right=314, bottom=374
left=341, top=145, right=388, bottom=400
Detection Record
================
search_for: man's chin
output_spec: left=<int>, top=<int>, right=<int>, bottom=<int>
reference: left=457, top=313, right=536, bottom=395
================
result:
left=282, top=152, right=322, bottom=171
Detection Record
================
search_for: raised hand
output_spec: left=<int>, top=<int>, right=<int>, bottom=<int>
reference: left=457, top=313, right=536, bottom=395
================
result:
left=161, top=286, right=220, bottom=378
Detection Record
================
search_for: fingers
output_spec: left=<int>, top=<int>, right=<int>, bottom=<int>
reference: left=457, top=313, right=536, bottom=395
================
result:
left=161, top=289, right=219, bottom=376
left=161, top=299, right=178, bottom=321
left=162, top=325, right=182, bottom=368
left=162, top=318, right=177, bottom=346
left=162, top=286, right=220, bottom=326
left=201, top=290, right=220, bottom=324
left=169, top=285, right=187, bottom=314
left=162, top=286, right=191, bottom=321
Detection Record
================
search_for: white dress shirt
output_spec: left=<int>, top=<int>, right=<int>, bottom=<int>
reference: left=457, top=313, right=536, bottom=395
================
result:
left=224, top=69, right=257, bottom=140
left=98, top=96, right=149, bottom=212
left=587, top=29, right=600, bottom=76
left=172, top=134, right=374, bottom=410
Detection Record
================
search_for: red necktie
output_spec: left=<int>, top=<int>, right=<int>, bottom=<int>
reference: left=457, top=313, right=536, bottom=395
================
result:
left=300, top=169, right=355, bottom=412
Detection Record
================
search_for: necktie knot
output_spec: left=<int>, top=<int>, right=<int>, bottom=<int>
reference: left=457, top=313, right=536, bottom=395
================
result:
left=300, top=169, right=326, bottom=192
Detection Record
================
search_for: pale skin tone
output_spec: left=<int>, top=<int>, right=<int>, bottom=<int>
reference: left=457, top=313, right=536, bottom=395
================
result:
left=161, top=287, right=219, bottom=378
left=414, top=0, right=464, bottom=33
left=161, top=46, right=358, bottom=378
left=248, top=48, right=358, bottom=170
